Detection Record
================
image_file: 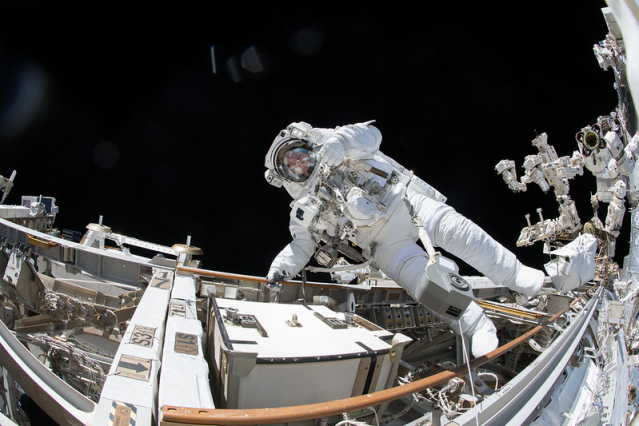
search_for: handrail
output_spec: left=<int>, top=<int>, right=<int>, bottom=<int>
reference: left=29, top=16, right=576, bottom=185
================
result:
left=476, top=299, right=550, bottom=321
left=161, top=291, right=591, bottom=425
left=27, top=234, right=59, bottom=250
left=176, top=266, right=401, bottom=290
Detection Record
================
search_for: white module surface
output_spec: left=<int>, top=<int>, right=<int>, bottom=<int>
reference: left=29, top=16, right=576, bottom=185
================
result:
left=214, top=298, right=391, bottom=360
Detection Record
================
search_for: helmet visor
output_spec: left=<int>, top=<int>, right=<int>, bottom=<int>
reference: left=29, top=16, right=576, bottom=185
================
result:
left=274, top=140, right=317, bottom=183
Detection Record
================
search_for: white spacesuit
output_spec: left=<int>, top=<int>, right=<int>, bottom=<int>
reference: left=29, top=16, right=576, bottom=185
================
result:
left=264, top=121, right=545, bottom=358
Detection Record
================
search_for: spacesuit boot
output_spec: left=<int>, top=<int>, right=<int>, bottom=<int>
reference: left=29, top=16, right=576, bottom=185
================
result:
left=441, top=301, right=499, bottom=358
left=375, top=243, right=499, bottom=358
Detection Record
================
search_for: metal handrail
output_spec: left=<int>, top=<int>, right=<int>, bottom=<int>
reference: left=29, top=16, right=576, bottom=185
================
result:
left=177, top=266, right=401, bottom=290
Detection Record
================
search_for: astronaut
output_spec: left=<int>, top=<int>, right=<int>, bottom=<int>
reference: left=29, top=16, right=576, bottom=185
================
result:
left=264, top=121, right=545, bottom=358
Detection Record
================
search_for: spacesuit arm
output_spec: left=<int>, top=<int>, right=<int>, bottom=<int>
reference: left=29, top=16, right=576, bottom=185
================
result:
left=408, top=193, right=545, bottom=297
left=268, top=217, right=316, bottom=280
left=311, top=122, right=383, bottom=162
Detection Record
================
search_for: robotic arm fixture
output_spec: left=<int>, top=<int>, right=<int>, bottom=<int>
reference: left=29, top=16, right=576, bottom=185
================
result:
left=497, top=16, right=639, bottom=261
left=495, top=133, right=584, bottom=249
left=575, top=112, right=639, bottom=256
left=496, top=111, right=639, bottom=257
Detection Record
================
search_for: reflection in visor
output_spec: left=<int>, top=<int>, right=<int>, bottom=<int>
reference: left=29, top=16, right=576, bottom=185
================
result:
left=274, top=140, right=317, bottom=183
left=287, top=148, right=311, bottom=175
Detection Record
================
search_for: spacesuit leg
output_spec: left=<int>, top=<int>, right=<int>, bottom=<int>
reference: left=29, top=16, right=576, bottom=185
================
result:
left=408, top=193, right=545, bottom=297
left=372, top=223, right=498, bottom=358
left=389, top=252, right=499, bottom=358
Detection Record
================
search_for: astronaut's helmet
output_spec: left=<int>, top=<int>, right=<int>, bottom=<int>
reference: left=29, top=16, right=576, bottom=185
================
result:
left=265, top=122, right=319, bottom=197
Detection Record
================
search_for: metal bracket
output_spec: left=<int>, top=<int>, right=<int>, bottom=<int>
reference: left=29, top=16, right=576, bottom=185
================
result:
left=314, top=311, right=348, bottom=329
left=225, top=308, right=268, bottom=337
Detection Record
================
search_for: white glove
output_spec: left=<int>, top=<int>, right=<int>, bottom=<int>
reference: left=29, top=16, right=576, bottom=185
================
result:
left=318, top=137, right=346, bottom=167
left=266, top=268, right=287, bottom=293
left=266, top=282, right=283, bottom=293
left=267, top=268, right=287, bottom=282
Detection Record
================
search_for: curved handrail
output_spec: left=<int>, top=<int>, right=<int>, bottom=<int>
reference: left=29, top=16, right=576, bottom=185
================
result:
left=161, top=292, right=590, bottom=425
left=177, top=266, right=400, bottom=290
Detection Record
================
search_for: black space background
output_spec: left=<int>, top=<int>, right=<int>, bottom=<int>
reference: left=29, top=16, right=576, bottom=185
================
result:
left=0, top=3, right=625, bottom=279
